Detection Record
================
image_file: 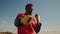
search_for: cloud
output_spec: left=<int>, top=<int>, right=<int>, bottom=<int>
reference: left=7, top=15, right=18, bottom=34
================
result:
left=0, top=20, right=6, bottom=23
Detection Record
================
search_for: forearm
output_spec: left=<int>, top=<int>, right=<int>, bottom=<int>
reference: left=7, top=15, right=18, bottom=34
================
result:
left=34, top=23, right=42, bottom=33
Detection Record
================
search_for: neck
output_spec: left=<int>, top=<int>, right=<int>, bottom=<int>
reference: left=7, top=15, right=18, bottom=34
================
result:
left=25, top=12, right=32, bottom=15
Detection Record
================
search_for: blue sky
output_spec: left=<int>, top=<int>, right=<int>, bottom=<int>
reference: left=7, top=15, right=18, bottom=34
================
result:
left=0, top=0, right=60, bottom=34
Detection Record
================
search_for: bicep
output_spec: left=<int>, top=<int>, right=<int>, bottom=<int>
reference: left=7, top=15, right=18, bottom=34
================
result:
left=14, top=18, right=23, bottom=27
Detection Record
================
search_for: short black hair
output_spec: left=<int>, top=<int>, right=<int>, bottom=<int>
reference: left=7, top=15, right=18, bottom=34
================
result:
left=25, top=3, right=33, bottom=10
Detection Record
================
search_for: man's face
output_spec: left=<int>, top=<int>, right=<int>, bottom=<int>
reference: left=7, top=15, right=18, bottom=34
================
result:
left=26, top=6, right=34, bottom=15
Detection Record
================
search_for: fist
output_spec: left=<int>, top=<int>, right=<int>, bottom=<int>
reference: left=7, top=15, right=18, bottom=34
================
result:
left=35, top=14, right=40, bottom=23
left=21, top=15, right=33, bottom=25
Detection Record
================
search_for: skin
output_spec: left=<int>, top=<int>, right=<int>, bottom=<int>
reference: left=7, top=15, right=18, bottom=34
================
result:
left=25, top=5, right=40, bottom=24
left=25, top=5, right=34, bottom=24
left=25, top=6, right=34, bottom=15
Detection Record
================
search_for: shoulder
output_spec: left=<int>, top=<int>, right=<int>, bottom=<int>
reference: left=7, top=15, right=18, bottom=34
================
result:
left=16, top=13, right=25, bottom=18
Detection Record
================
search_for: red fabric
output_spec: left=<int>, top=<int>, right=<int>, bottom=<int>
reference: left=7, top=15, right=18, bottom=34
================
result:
left=16, top=13, right=37, bottom=34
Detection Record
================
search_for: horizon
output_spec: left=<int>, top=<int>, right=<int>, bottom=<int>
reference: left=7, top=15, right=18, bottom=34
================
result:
left=0, top=0, right=60, bottom=34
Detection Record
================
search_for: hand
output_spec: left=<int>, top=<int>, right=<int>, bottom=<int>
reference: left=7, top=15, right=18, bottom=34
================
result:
left=35, top=14, right=40, bottom=23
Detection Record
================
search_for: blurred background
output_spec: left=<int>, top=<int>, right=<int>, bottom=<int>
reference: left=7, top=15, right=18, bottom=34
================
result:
left=0, top=0, right=60, bottom=34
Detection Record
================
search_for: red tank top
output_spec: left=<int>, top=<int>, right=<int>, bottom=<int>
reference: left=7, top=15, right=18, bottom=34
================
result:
left=16, top=13, right=37, bottom=34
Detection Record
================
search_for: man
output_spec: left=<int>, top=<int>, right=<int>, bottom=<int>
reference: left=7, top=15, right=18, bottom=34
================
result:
left=14, top=4, right=42, bottom=34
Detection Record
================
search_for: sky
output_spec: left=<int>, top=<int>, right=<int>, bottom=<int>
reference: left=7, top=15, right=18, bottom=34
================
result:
left=0, top=0, right=60, bottom=34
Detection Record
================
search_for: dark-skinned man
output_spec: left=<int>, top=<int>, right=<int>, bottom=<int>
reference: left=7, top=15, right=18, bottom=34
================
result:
left=14, top=4, right=42, bottom=34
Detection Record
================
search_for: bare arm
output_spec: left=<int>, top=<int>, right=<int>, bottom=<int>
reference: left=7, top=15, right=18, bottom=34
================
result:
left=14, top=18, right=23, bottom=27
left=34, top=14, right=42, bottom=33
left=34, top=23, right=42, bottom=33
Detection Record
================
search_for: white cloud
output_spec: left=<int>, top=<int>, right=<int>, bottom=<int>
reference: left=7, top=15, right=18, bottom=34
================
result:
left=0, top=20, right=6, bottom=23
